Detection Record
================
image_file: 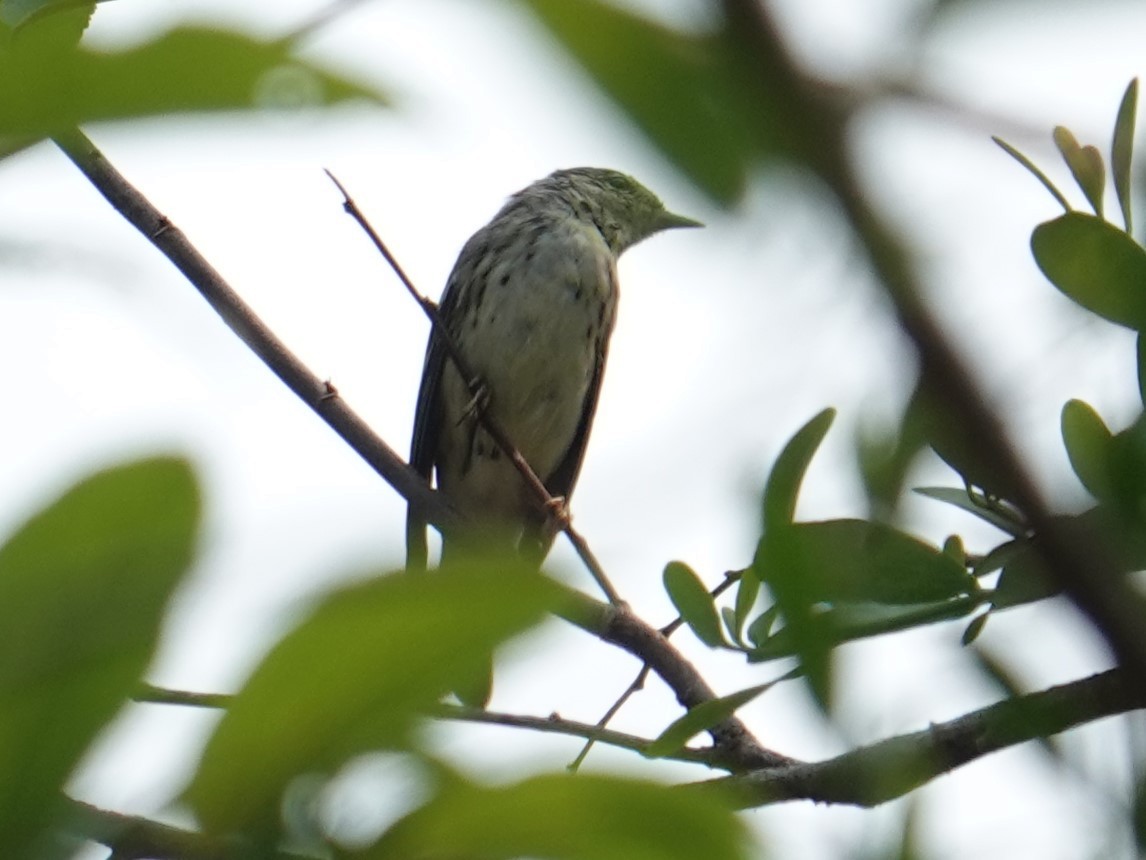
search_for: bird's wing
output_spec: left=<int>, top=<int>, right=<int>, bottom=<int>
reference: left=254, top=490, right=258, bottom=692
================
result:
left=405, top=282, right=461, bottom=571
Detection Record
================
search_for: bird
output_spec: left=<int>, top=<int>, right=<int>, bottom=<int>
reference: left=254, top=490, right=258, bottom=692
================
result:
left=406, top=167, right=701, bottom=574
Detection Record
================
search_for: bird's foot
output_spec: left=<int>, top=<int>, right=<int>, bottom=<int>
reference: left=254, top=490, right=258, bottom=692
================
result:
left=544, top=495, right=572, bottom=532
left=457, top=377, right=491, bottom=425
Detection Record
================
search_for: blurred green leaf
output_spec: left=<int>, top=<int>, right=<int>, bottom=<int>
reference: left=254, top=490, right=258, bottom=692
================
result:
left=1052, top=126, right=1105, bottom=218
left=753, top=520, right=833, bottom=709
left=0, top=0, right=97, bottom=30
left=1112, top=78, right=1138, bottom=233
left=907, top=381, right=1023, bottom=503
left=0, top=0, right=96, bottom=51
left=732, top=568, right=760, bottom=645
left=960, top=612, right=987, bottom=645
left=993, top=541, right=1059, bottom=609
left=913, top=487, right=1025, bottom=537
left=0, top=457, right=199, bottom=856
left=187, top=562, right=561, bottom=833
left=1138, top=334, right=1146, bottom=407
left=1031, top=212, right=1146, bottom=331
left=363, top=772, right=753, bottom=860
left=761, top=408, right=835, bottom=529
left=1061, top=398, right=1114, bottom=498
left=520, top=0, right=757, bottom=204
left=664, top=561, right=724, bottom=648
left=759, top=519, right=976, bottom=605
left=748, top=597, right=978, bottom=662
left=993, top=136, right=1071, bottom=212
left=745, top=604, right=778, bottom=649
left=0, top=25, right=388, bottom=137
left=646, top=684, right=771, bottom=758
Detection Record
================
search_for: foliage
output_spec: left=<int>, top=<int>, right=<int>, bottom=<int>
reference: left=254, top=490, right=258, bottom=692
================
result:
left=3, top=2, right=1146, bottom=859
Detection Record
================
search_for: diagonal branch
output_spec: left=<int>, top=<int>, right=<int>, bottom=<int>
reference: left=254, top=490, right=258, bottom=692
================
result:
left=699, top=668, right=1145, bottom=808
left=51, top=128, right=458, bottom=536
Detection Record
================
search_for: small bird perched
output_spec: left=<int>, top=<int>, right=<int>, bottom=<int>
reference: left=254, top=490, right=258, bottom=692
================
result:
left=406, top=167, right=701, bottom=572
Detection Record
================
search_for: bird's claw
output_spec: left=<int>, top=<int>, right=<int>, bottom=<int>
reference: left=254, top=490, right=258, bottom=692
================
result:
left=544, top=495, right=572, bottom=531
left=457, top=378, right=491, bottom=426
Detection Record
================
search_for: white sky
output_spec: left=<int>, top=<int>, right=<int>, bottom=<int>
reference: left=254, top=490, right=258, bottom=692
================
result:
left=2, top=0, right=1145, bottom=857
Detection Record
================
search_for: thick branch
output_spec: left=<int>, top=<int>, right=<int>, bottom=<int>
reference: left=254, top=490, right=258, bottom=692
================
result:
left=52, top=128, right=457, bottom=535
left=719, top=0, right=1146, bottom=685
left=700, top=668, right=1144, bottom=808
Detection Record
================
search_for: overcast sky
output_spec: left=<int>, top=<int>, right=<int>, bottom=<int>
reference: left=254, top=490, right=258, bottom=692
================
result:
left=3, top=1, right=1146, bottom=857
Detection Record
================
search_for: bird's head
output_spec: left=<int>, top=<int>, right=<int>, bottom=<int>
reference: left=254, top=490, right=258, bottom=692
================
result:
left=546, top=167, right=702, bottom=254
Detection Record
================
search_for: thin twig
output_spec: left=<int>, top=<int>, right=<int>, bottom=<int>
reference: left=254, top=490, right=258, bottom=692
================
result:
left=325, top=171, right=622, bottom=605
left=429, top=703, right=732, bottom=769
left=570, top=569, right=744, bottom=770
left=52, top=129, right=458, bottom=537
left=134, top=684, right=231, bottom=709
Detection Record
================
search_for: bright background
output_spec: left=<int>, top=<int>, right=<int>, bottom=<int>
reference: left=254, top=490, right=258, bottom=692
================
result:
left=1, top=0, right=1144, bottom=857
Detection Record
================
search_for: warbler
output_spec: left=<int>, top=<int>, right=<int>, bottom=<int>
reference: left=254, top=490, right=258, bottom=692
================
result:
left=406, top=167, right=701, bottom=571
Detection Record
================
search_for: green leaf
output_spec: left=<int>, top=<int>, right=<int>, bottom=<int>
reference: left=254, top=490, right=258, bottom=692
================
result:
left=1031, top=212, right=1146, bottom=331
left=732, top=568, right=760, bottom=644
left=0, top=0, right=99, bottom=30
left=1061, top=399, right=1114, bottom=498
left=363, top=772, right=753, bottom=860
left=1052, top=126, right=1105, bottom=218
left=993, top=136, right=1071, bottom=212
left=913, top=486, right=1026, bottom=537
left=759, top=519, right=976, bottom=605
left=0, top=25, right=389, bottom=137
left=993, top=542, right=1059, bottom=609
left=753, top=521, right=833, bottom=709
left=1138, top=334, right=1146, bottom=407
left=645, top=684, right=771, bottom=758
left=1112, top=78, right=1138, bottom=233
left=663, top=561, right=724, bottom=648
left=186, top=563, right=560, bottom=833
left=745, top=604, right=778, bottom=649
left=520, top=0, right=755, bottom=204
left=971, top=538, right=1026, bottom=578
left=747, top=597, right=979, bottom=662
left=761, top=408, right=835, bottom=529
left=0, top=457, right=199, bottom=855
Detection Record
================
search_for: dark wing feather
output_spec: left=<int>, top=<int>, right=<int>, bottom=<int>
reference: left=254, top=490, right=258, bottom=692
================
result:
left=405, top=284, right=461, bottom=571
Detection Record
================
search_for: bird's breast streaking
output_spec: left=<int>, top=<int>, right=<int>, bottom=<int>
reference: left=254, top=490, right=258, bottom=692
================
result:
left=406, top=167, right=701, bottom=569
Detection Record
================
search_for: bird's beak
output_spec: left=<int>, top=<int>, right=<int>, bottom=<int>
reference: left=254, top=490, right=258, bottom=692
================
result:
left=657, top=210, right=704, bottom=230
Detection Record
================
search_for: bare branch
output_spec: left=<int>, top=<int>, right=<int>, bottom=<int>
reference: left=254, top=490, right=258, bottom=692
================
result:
left=51, top=129, right=458, bottom=536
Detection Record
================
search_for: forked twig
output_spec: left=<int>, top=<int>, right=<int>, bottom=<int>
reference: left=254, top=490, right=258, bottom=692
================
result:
left=326, top=171, right=622, bottom=605
left=569, top=569, right=745, bottom=770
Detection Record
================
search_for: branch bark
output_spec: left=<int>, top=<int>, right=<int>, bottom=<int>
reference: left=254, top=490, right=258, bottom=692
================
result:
left=701, top=668, right=1144, bottom=808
